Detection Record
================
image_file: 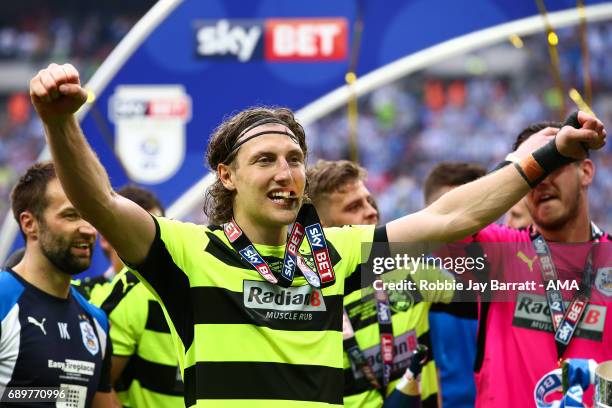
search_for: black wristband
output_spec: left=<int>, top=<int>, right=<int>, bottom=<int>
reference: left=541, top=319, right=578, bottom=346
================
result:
left=491, top=160, right=512, bottom=173
left=531, top=138, right=575, bottom=176
left=513, top=138, right=576, bottom=188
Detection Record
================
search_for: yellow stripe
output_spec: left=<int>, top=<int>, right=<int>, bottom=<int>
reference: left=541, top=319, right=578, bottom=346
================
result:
left=185, top=324, right=343, bottom=368
left=138, top=331, right=179, bottom=366
left=121, top=380, right=183, bottom=407
left=419, top=360, right=439, bottom=400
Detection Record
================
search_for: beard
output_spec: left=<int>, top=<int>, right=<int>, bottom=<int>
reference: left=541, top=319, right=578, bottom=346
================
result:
left=531, top=191, right=581, bottom=231
left=39, top=222, right=92, bottom=275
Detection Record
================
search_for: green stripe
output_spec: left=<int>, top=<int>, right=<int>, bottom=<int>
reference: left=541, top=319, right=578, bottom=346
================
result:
left=186, top=324, right=343, bottom=367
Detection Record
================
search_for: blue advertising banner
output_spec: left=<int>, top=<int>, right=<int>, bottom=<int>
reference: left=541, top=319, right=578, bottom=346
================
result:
left=3, top=0, right=611, bottom=275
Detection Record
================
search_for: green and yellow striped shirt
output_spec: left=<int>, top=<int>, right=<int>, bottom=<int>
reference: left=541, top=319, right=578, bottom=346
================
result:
left=129, top=216, right=378, bottom=407
left=95, top=269, right=184, bottom=407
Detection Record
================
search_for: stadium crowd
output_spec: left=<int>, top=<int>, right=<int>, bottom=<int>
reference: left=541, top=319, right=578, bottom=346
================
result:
left=0, top=0, right=154, bottom=224
left=0, top=4, right=611, bottom=408
left=306, top=21, right=612, bottom=229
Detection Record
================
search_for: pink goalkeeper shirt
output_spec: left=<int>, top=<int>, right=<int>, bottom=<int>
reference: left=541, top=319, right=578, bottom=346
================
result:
left=469, top=224, right=611, bottom=408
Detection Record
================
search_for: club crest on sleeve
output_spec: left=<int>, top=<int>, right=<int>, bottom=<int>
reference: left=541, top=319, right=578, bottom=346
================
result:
left=595, top=267, right=612, bottom=296
left=80, top=320, right=100, bottom=356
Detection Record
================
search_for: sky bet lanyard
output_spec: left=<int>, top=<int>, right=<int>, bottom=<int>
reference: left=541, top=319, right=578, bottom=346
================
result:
left=531, top=223, right=603, bottom=359
left=343, top=276, right=395, bottom=392
left=223, top=203, right=335, bottom=288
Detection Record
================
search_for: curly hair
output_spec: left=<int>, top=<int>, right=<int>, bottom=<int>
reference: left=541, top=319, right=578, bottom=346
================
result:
left=204, top=106, right=307, bottom=224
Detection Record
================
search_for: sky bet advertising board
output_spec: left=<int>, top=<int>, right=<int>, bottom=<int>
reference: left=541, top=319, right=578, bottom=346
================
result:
left=4, top=0, right=611, bottom=274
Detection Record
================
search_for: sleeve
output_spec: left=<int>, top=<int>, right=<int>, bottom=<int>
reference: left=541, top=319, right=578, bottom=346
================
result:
left=123, top=216, right=194, bottom=372
left=126, top=216, right=193, bottom=295
left=324, top=224, right=380, bottom=280
left=97, top=339, right=112, bottom=392
left=107, top=285, right=146, bottom=356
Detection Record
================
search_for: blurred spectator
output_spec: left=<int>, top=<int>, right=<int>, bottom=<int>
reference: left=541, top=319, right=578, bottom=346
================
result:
left=306, top=21, right=612, bottom=231
left=0, top=0, right=155, bottom=228
left=504, top=198, right=533, bottom=229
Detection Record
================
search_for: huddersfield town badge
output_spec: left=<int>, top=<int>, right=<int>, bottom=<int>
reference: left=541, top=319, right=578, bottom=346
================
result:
left=595, top=267, right=612, bottom=297
left=80, top=321, right=100, bottom=356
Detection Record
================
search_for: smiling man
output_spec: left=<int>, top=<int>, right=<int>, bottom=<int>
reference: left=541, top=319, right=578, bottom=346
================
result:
left=308, top=160, right=440, bottom=408
left=0, top=162, right=114, bottom=408
left=307, top=160, right=379, bottom=227
left=29, top=62, right=606, bottom=407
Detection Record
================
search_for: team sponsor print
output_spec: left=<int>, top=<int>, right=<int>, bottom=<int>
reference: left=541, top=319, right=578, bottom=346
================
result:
left=595, top=267, right=612, bottom=296
left=48, top=359, right=95, bottom=376
left=27, top=316, right=47, bottom=335
left=243, top=280, right=326, bottom=312
left=79, top=321, right=100, bottom=356
left=513, top=292, right=606, bottom=341
left=350, top=331, right=418, bottom=379
left=376, top=301, right=392, bottom=324
left=306, top=224, right=335, bottom=283
left=194, top=18, right=347, bottom=62
left=224, top=221, right=242, bottom=243
left=239, top=245, right=278, bottom=284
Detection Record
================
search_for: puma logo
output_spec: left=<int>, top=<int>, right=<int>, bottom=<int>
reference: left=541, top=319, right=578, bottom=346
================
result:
left=120, top=275, right=136, bottom=294
left=517, top=251, right=538, bottom=272
left=27, top=316, right=47, bottom=335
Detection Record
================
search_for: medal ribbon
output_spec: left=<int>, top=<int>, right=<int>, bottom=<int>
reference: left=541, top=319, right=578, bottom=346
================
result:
left=223, top=203, right=335, bottom=288
left=531, top=224, right=602, bottom=359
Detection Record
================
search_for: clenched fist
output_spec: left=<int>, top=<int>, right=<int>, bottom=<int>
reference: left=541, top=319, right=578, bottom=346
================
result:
left=511, top=111, right=606, bottom=161
left=30, top=63, right=88, bottom=125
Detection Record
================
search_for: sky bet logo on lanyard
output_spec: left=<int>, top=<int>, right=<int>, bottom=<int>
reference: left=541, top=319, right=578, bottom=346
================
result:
left=223, top=204, right=335, bottom=288
left=239, top=246, right=279, bottom=285
left=306, top=224, right=335, bottom=285
left=282, top=223, right=306, bottom=281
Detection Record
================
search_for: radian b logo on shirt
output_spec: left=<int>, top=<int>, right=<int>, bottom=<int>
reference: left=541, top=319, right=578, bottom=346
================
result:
left=513, top=292, right=606, bottom=341
left=243, top=280, right=326, bottom=312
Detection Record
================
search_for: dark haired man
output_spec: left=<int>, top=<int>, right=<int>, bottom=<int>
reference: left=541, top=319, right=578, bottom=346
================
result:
left=464, top=122, right=611, bottom=407
left=29, top=62, right=606, bottom=407
left=0, top=161, right=113, bottom=407
left=308, top=159, right=441, bottom=407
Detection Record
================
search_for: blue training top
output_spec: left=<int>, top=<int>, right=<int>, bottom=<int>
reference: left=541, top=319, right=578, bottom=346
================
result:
left=0, top=269, right=111, bottom=407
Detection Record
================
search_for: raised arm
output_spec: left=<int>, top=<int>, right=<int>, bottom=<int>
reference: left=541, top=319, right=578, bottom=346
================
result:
left=30, top=63, right=154, bottom=265
left=387, top=112, right=606, bottom=243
